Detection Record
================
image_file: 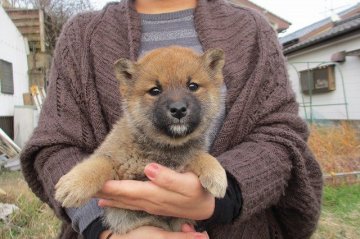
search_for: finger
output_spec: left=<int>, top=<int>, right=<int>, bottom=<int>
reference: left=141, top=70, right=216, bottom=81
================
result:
left=97, top=180, right=147, bottom=195
left=108, top=233, right=131, bottom=239
left=124, top=226, right=208, bottom=239
left=96, top=180, right=157, bottom=199
left=181, top=223, right=196, bottom=232
left=144, top=163, right=201, bottom=195
left=98, top=197, right=188, bottom=218
left=98, top=198, right=144, bottom=211
left=98, top=197, right=159, bottom=212
left=96, top=179, right=185, bottom=206
left=159, top=231, right=208, bottom=239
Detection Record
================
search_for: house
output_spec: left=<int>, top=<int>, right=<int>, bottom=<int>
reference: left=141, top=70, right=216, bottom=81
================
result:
left=4, top=4, right=51, bottom=90
left=0, top=5, right=29, bottom=140
left=280, top=4, right=360, bottom=122
left=230, top=0, right=291, bottom=33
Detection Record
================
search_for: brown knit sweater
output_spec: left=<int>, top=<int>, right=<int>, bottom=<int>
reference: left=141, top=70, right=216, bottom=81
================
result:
left=20, top=0, right=323, bottom=238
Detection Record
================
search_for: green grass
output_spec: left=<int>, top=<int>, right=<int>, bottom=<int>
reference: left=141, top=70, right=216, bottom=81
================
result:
left=312, top=184, right=360, bottom=239
left=0, top=171, right=359, bottom=238
left=323, top=185, right=360, bottom=220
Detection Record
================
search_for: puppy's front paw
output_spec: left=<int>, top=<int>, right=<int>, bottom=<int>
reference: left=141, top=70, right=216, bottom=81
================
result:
left=199, top=167, right=227, bottom=198
left=55, top=171, right=96, bottom=208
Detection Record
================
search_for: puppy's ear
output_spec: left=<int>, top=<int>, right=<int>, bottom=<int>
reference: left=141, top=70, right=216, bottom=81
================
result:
left=202, top=49, right=225, bottom=73
left=114, top=58, right=137, bottom=84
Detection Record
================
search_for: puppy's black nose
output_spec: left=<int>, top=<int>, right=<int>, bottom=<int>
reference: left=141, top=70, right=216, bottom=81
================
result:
left=169, top=102, right=187, bottom=119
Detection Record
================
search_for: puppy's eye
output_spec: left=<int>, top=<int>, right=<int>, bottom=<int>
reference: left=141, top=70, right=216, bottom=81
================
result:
left=188, top=82, right=199, bottom=92
left=148, top=87, right=162, bottom=96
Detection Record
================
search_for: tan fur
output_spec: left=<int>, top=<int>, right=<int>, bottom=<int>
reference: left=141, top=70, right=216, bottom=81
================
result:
left=55, top=46, right=227, bottom=234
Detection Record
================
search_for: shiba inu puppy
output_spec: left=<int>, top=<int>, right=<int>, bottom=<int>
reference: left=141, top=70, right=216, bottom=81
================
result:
left=55, top=46, right=227, bottom=234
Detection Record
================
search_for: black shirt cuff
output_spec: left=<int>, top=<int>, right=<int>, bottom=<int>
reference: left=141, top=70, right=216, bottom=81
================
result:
left=83, top=217, right=107, bottom=239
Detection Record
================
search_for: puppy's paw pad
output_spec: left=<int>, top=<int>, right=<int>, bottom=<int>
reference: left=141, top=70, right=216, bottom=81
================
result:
left=199, top=170, right=227, bottom=198
left=55, top=174, right=94, bottom=207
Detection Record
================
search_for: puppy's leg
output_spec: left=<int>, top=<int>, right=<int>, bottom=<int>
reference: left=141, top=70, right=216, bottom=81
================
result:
left=55, top=154, right=115, bottom=207
left=187, top=152, right=227, bottom=198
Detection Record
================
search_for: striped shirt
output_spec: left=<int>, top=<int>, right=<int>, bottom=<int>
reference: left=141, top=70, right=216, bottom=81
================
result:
left=139, top=9, right=203, bottom=56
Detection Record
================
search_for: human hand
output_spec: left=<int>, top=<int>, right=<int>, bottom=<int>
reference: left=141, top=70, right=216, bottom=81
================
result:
left=96, top=163, right=215, bottom=220
left=100, top=224, right=209, bottom=239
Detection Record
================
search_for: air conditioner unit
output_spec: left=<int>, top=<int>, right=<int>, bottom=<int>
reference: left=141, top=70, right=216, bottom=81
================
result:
left=300, top=64, right=336, bottom=95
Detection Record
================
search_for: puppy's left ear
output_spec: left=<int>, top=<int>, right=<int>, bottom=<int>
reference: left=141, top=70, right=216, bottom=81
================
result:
left=114, top=58, right=137, bottom=85
left=202, top=48, right=225, bottom=73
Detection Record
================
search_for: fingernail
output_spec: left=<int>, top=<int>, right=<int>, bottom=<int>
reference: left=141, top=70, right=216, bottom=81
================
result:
left=98, top=200, right=104, bottom=207
left=145, top=163, right=159, bottom=179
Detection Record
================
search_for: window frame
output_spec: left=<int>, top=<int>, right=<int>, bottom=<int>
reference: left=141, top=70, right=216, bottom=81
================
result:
left=0, top=59, right=14, bottom=95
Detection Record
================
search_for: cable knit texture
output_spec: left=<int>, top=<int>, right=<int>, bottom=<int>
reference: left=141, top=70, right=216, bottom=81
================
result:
left=20, top=0, right=323, bottom=238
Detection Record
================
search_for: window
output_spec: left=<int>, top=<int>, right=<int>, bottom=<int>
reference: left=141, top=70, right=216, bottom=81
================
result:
left=0, top=60, right=14, bottom=95
left=300, top=64, right=336, bottom=95
left=0, top=116, right=14, bottom=140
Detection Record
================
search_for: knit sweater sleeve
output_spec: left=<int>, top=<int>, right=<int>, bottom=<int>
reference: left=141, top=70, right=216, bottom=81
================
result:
left=213, top=12, right=323, bottom=239
left=20, top=12, right=101, bottom=223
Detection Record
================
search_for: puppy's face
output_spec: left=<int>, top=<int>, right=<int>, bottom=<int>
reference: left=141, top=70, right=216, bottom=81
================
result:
left=114, top=46, right=224, bottom=145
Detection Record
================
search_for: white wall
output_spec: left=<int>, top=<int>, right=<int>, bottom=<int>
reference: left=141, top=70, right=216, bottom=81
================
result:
left=14, top=106, right=39, bottom=148
left=286, top=34, right=360, bottom=120
left=0, top=5, right=29, bottom=116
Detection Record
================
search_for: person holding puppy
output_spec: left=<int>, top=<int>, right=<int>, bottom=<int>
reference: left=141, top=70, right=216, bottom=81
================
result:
left=20, top=0, right=323, bottom=239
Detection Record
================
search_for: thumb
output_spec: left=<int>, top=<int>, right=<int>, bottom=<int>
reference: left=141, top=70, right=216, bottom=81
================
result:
left=144, top=163, right=200, bottom=195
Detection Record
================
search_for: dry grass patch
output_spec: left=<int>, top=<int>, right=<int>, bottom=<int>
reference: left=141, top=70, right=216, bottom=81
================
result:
left=312, top=211, right=359, bottom=239
left=0, top=171, right=61, bottom=239
left=308, top=122, right=360, bottom=173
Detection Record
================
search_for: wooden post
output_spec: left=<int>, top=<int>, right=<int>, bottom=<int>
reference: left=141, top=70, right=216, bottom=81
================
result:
left=39, top=9, right=46, bottom=52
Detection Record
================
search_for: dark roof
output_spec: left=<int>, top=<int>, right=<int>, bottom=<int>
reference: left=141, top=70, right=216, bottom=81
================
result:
left=283, top=14, right=360, bottom=54
left=280, top=3, right=360, bottom=44
left=279, top=18, right=329, bottom=44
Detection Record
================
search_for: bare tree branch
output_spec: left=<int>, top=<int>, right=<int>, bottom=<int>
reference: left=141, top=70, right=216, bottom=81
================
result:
left=6, top=0, right=92, bottom=52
